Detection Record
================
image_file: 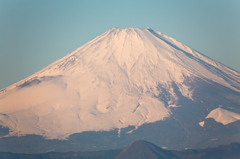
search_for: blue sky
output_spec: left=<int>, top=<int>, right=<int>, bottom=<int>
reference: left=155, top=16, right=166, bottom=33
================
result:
left=0, top=0, right=239, bottom=89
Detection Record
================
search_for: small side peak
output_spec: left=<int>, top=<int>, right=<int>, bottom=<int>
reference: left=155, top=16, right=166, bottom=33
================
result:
left=108, top=27, right=121, bottom=33
left=125, top=27, right=134, bottom=30
left=146, top=27, right=154, bottom=31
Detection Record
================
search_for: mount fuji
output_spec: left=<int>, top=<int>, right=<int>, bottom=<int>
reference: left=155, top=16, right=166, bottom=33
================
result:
left=0, top=27, right=240, bottom=153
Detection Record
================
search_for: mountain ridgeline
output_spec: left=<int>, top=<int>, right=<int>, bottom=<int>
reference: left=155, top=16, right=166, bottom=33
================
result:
left=0, top=140, right=240, bottom=159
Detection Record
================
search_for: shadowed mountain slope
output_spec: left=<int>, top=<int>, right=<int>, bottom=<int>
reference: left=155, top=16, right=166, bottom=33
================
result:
left=0, top=140, right=239, bottom=159
left=115, top=140, right=179, bottom=159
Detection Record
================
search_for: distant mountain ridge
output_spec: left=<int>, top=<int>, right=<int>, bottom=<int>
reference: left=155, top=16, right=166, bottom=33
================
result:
left=0, top=140, right=239, bottom=159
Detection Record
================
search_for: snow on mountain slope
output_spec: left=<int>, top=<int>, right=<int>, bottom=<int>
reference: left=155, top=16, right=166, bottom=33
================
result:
left=206, top=108, right=240, bottom=125
left=0, top=27, right=240, bottom=139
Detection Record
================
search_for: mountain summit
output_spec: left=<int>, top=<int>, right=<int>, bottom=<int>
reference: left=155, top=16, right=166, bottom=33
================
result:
left=0, top=28, right=240, bottom=152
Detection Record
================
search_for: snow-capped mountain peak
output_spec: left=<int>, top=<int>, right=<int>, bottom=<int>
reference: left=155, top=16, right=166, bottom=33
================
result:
left=0, top=27, right=240, bottom=139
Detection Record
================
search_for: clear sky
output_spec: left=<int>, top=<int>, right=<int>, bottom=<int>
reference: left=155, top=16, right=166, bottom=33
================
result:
left=0, top=0, right=239, bottom=89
